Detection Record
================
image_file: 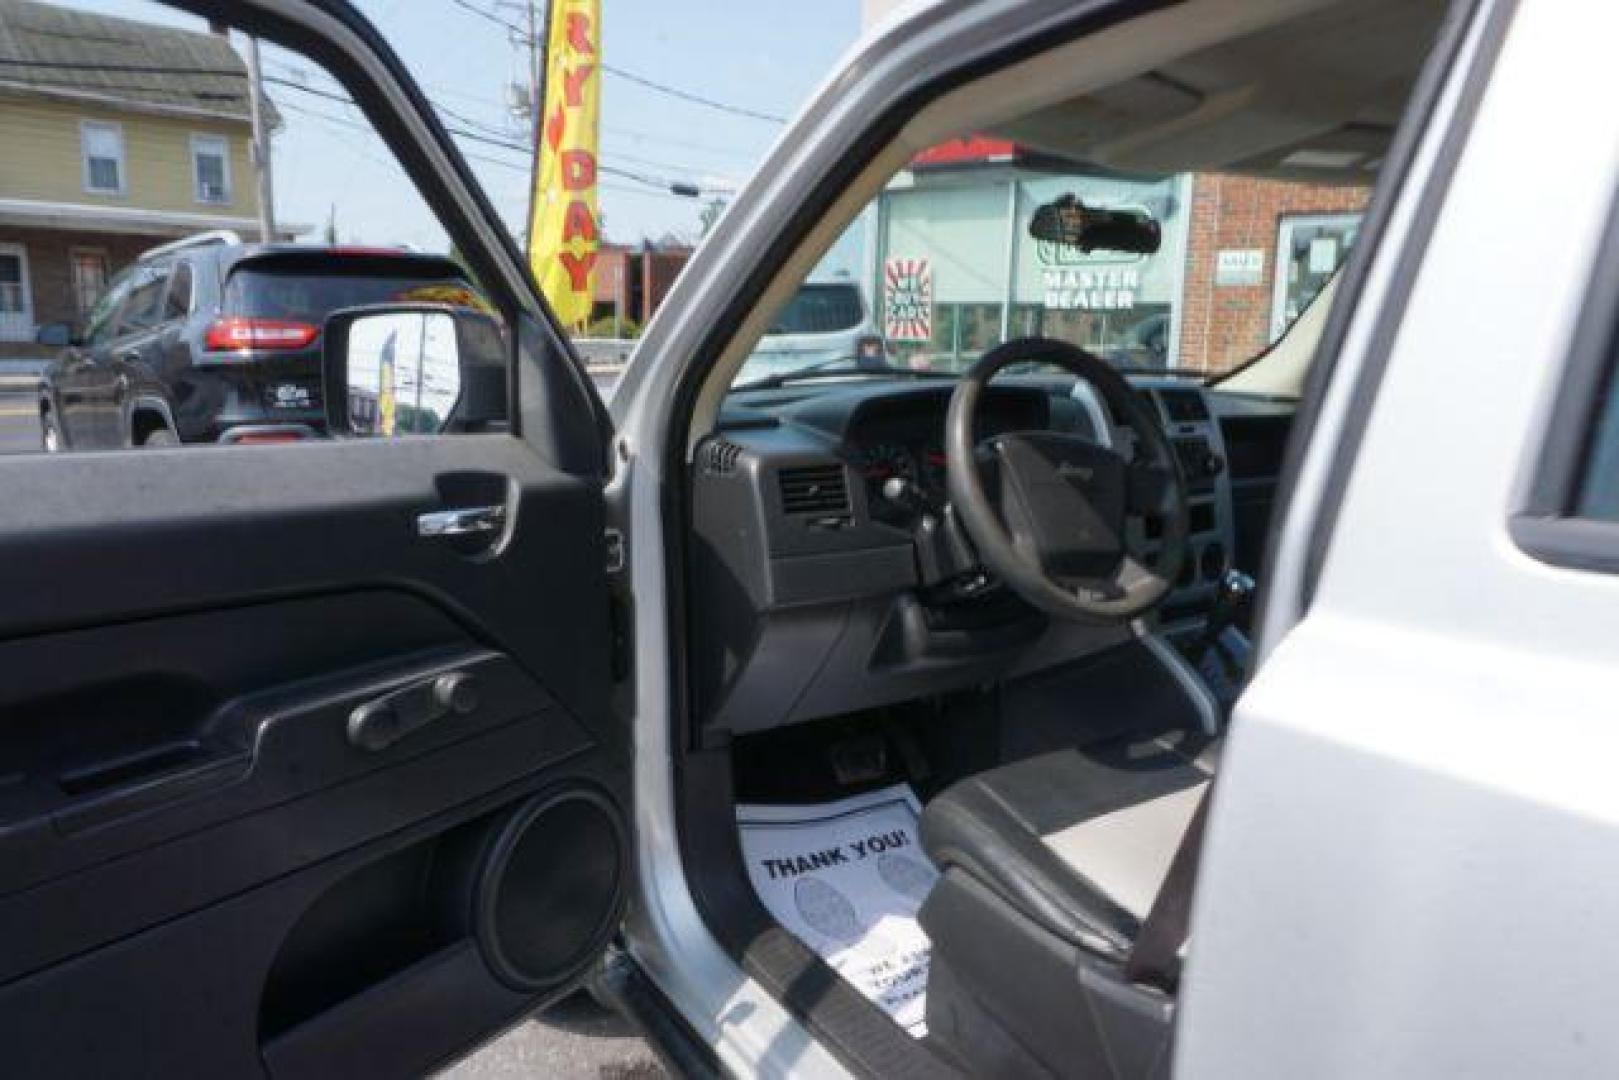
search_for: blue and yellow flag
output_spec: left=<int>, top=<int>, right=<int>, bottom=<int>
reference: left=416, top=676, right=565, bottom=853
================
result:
left=527, top=0, right=601, bottom=329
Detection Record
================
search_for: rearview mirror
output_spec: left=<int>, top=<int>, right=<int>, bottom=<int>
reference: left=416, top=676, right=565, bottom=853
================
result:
left=1028, top=194, right=1161, bottom=256
left=322, top=304, right=507, bottom=437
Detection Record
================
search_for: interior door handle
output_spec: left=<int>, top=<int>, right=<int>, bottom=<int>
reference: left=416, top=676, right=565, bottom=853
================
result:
left=417, top=505, right=505, bottom=538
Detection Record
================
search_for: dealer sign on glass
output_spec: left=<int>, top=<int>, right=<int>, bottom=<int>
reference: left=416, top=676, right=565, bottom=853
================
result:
left=883, top=257, right=934, bottom=342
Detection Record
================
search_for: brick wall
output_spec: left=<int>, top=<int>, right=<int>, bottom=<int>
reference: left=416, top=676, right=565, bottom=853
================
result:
left=641, top=250, right=690, bottom=323
left=1177, top=175, right=1370, bottom=373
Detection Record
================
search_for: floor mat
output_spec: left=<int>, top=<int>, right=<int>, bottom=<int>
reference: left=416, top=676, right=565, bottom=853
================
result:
left=736, top=784, right=939, bottom=1038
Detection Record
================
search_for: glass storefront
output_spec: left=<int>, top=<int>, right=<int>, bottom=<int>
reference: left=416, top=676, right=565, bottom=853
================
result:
left=873, top=169, right=1190, bottom=373
left=743, top=153, right=1370, bottom=387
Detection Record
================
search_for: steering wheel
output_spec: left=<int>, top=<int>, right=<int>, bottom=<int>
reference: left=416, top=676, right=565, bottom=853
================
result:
left=945, top=337, right=1189, bottom=621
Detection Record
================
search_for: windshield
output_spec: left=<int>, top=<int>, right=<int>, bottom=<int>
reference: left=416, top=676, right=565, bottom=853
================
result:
left=729, top=155, right=1363, bottom=394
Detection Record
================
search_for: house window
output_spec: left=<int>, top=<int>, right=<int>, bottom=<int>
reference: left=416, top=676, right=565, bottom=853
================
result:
left=70, top=249, right=109, bottom=318
left=0, top=243, right=33, bottom=341
left=191, top=135, right=231, bottom=204
left=81, top=121, right=126, bottom=195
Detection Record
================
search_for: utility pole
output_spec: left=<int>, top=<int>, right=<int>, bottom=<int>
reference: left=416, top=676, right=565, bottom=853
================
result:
left=245, top=36, right=277, bottom=242
left=517, top=0, right=550, bottom=253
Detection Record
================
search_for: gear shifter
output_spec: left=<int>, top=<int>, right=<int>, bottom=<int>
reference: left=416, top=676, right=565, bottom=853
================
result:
left=1196, top=569, right=1255, bottom=713
left=1201, top=569, right=1255, bottom=650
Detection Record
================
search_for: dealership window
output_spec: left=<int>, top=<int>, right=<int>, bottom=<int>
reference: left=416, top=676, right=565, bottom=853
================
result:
left=191, top=134, right=231, bottom=204
left=81, top=121, right=127, bottom=195
left=70, top=249, right=109, bottom=318
left=0, top=243, right=32, bottom=340
left=869, top=169, right=1189, bottom=374
left=1272, top=213, right=1359, bottom=340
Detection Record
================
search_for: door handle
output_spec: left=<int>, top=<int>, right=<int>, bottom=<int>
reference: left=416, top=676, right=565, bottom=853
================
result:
left=416, top=504, right=505, bottom=538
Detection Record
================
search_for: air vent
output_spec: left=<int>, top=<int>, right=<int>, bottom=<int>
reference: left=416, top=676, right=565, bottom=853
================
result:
left=701, top=438, right=743, bottom=475
left=1158, top=389, right=1209, bottom=424
left=778, top=464, right=851, bottom=519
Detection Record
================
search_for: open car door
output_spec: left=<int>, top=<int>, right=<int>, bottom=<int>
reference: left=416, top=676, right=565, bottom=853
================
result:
left=0, top=1, right=628, bottom=1075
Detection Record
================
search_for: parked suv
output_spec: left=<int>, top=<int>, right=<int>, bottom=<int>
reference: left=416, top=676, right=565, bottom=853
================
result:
left=35, top=231, right=488, bottom=450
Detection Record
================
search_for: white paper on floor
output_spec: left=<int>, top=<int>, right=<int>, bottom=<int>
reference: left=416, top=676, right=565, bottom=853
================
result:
left=736, top=783, right=940, bottom=1038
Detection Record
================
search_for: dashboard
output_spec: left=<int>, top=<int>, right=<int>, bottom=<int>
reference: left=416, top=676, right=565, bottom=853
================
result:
left=689, top=376, right=1288, bottom=741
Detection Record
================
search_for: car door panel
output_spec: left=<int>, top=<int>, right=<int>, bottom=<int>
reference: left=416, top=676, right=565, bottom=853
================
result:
left=0, top=766, right=612, bottom=1079
left=0, top=429, right=627, bottom=1072
left=0, top=0, right=634, bottom=1070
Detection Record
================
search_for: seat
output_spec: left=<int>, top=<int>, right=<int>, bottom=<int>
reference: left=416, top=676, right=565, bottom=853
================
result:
left=921, top=730, right=1217, bottom=963
left=916, top=730, right=1218, bottom=1078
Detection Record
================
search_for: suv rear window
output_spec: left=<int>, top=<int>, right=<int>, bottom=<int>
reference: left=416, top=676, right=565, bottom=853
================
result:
left=223, top=256, right=489, bottom=323
left=769, top=282, right=864, bottom=334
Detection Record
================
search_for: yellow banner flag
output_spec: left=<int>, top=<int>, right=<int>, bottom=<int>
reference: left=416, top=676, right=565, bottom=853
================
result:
left=526, top=0, right=601, bottom=330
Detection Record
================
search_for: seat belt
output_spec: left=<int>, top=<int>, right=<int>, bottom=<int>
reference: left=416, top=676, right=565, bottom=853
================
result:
left=1124, top=783, right=1212, bottom=993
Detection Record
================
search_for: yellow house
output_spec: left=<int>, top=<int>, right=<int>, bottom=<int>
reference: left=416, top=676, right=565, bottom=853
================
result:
left=0, top=0, right=283, bottom=354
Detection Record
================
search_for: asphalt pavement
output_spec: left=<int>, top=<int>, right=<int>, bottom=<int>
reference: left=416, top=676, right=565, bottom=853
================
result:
left=439, top=995, right=666, bottom=1080
left=0, top=389, right=42, bottom=454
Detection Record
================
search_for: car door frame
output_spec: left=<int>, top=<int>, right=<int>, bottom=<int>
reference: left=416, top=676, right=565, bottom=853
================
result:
left=602, top=0, right=1301, bottom=1075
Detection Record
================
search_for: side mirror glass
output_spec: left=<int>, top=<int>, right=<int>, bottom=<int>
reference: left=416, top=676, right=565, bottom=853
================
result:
left=35, top=322, right=74, bottom=348
left=322, top=304, right=506, bottom=437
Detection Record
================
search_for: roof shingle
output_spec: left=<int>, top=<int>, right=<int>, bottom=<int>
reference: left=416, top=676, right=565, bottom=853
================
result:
left=0, top=0, right=270, bottom=124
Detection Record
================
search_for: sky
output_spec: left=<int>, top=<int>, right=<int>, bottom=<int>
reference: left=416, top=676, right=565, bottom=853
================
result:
left=64, top=0, right=865, bottom=251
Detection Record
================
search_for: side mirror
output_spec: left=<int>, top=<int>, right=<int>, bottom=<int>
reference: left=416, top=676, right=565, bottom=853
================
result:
left=322, top=304, right=507, bottom=437
left=35, top=322, right=74, bottom=348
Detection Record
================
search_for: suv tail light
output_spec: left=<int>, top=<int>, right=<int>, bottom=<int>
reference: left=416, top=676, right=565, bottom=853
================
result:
left=205, top=317, right=319, bottom=351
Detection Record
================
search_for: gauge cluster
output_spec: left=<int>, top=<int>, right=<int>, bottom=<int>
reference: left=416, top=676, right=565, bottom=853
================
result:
left=840, top=393, right=1043, bottom=523
left=846, top=440, right=950, bottom=519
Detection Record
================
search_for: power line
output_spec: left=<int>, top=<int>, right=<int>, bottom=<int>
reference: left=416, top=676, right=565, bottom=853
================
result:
left=599, top=63, right=786, bottom=125
left=0, top=53, right=728, bottom=195
left=283, top=99, right=696, bottom=203
left=266, top=75, right=716, bottom=194
left=605, top=124, right=758, bottom=162
left=446, top=0, right=527, bottom=37
left=0, top=51, right=757, bottom=177
left=438, top=0, right=788, bottom=124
